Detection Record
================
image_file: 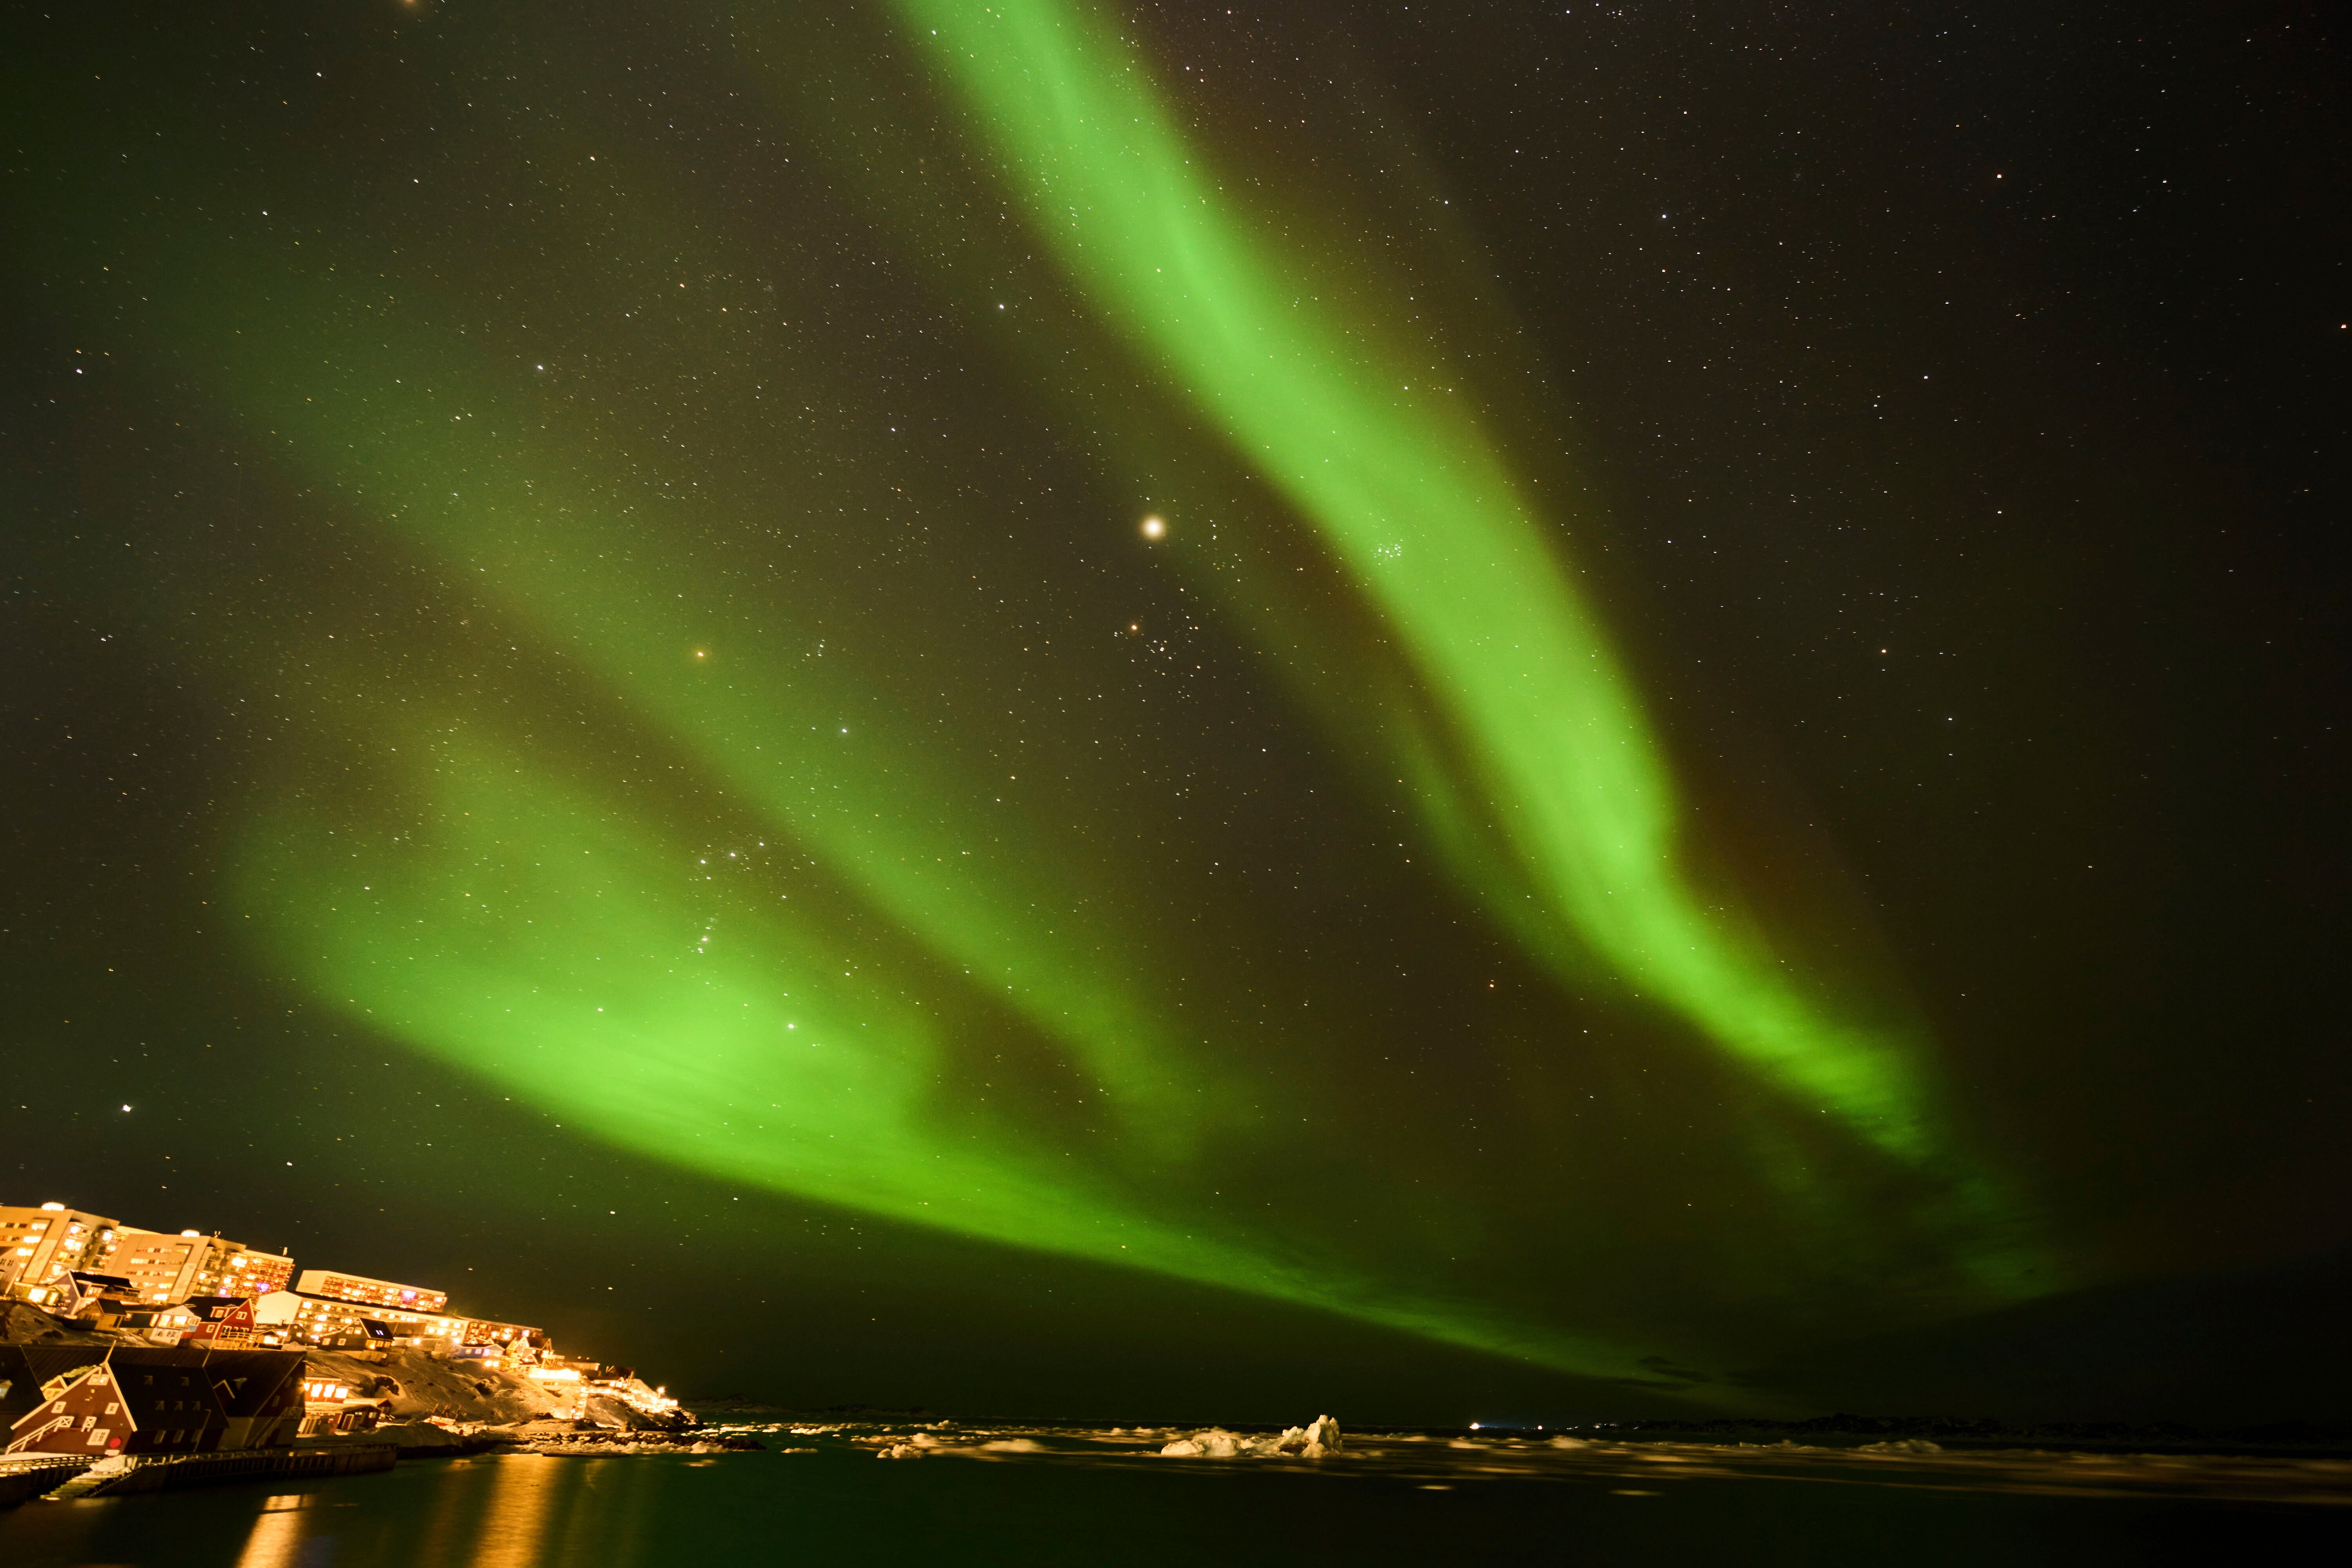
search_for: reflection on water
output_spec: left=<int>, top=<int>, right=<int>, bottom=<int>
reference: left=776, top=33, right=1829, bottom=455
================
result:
left=4, top=1428, right=2347, bottom=1568
left=230, top=1503, right=307, bottom=1568
left=411, top=1456, right=477, bottom=1568
left=209, top=1455, right=658, bottom=1568
left=470, top=1456, right=562, bottom=1568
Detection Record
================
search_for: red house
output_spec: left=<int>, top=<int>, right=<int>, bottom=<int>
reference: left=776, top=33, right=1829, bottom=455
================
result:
left=5, top=1357, right=227, bottom=1457
left=182, top=1296, right=263, bottom=1348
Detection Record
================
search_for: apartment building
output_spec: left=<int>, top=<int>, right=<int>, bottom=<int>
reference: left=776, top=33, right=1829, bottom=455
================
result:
left=111, top=1228, right=294, bottom=1305
left=239, top=1289, right=464, bottom=1352
left=293, top=1269, right=447, bottom=1315
left=457, top=1316, right=544, bottom=1352
left=250, top=1290, right=368, bottom=1347
left=0, top=1203, right=121, bottom=1303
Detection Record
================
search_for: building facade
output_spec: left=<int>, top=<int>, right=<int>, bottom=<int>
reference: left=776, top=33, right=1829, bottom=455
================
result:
left=294, top=1359, right=382, bottom=1436
left=293, top=1269, right=447, bottom=1314
left=99, top=1303, right=201, bottom=1343
left=234, top=1289, right=467, bottom=1351
left=196, top=1348, right=307, bottom=1448
left=249, top=1290, right=368, bottom=1348
left=457, top=1316, right=543, bottom=1351
left=1, top=1348, right=307, bottom=1457
left=111, top=1228, right=294, bottom=1305
left=0, top=1203, right=121, bottom=1302
left=183, top=1296, right=267, bottom=1348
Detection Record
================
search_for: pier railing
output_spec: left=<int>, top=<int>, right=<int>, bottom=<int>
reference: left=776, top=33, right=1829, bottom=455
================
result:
left=0, top=1455, right=96, bottom=1509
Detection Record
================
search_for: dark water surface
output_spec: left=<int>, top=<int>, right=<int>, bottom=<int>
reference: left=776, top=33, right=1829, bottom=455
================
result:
left=5, top=1428, right=2347, bottom=1566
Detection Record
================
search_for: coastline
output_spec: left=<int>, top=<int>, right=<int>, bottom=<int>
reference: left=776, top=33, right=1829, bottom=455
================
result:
left=3, top=1302, right=723, bottom=1507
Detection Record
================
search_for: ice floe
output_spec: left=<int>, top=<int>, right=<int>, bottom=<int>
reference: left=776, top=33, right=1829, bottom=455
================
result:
left=1160, top=1416, right=1343, bottom=1459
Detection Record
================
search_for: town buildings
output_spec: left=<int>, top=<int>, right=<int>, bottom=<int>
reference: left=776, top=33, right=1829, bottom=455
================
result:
left=0, top=1195, right=666, bottom=1423
left=2, top=1199, right=490, bottom=1352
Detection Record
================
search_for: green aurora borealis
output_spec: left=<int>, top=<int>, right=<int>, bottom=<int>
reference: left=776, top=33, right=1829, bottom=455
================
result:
left=901, top=0, right=1958, bottom=1155
left=20, top=0, right=2029, bottom=1388
left=9, top=1, right=2343, bottom=1417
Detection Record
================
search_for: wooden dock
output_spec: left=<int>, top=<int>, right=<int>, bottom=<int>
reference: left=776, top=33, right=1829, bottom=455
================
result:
left=42, top=1441, right=397, bottom=1499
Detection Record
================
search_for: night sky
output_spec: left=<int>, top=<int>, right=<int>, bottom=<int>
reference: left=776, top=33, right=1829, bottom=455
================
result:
left=5, top=2, right=2345, bottom=1425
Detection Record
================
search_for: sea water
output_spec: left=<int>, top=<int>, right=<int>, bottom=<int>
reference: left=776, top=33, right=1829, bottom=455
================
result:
left=4, top=1423, right=2347, bottom=1566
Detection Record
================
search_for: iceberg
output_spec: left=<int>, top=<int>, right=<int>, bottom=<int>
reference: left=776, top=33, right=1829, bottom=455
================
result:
left=1158, top=1416, right=1343, bottom=1459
